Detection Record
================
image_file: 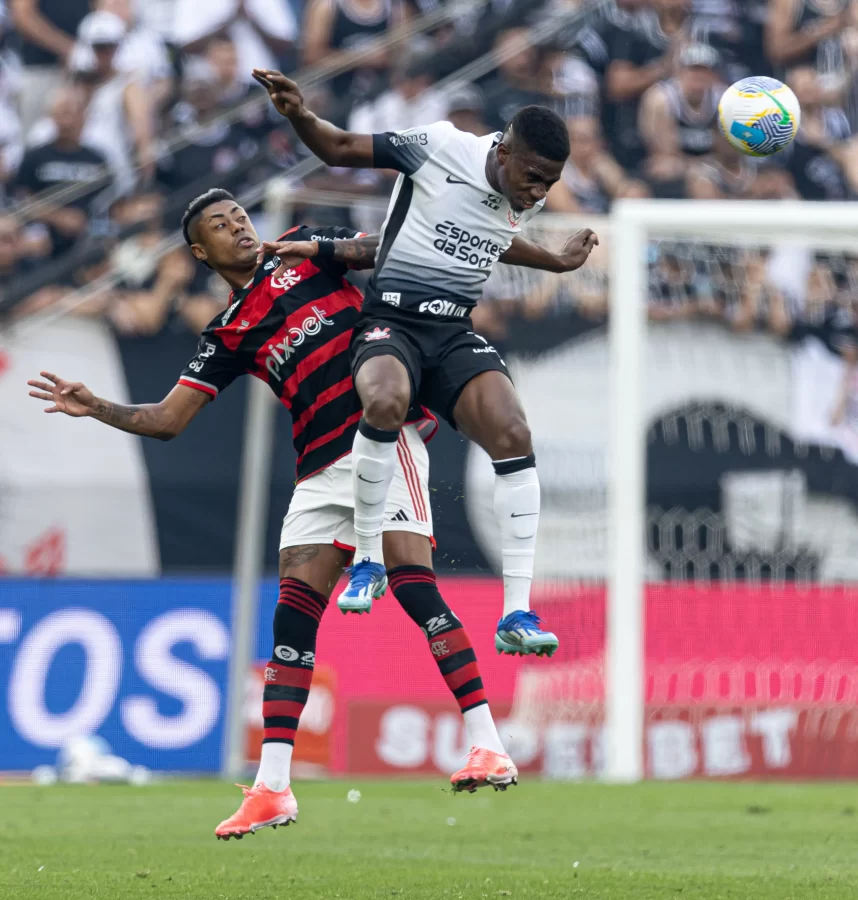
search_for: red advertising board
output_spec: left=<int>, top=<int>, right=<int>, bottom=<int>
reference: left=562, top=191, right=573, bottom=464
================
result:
left=251, top=578, right=858, bottom=779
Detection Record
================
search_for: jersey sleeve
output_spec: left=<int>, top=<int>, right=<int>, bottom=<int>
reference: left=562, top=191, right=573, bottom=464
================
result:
left=372, top=121, right=456, bottom=176
left=177, top=327, right=243, bottom=399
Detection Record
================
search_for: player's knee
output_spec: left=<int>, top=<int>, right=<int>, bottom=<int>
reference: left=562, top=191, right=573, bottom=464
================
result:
left=492, top=417, right=532, bottom=460
left=362, top=387, right=409, bottom=431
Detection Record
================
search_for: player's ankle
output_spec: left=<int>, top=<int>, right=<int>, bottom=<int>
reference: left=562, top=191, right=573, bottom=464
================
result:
left=502, top=574, right=532, bottom=617
left=254, top=777, right=291, bottom=793
left=354, top=533, right=384, bottom=565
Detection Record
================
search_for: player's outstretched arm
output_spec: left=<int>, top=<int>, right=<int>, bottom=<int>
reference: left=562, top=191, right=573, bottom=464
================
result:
left=257, top=234, right=380, bottom=270
left=252, top=68, right=374, bottom=168
left=501, top=229, right=599, bottom=274
left=27, top=372, right=210, bottom=441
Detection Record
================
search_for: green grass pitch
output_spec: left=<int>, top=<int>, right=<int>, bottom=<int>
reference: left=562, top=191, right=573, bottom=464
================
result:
left=2, top=779, right=857, bottom=899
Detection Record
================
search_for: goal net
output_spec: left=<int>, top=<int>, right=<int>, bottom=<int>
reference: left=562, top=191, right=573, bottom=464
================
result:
left=477, top=202, right=858, bottom=782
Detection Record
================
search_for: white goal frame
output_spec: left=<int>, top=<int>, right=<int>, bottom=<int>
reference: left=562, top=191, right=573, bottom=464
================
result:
left=605, top=199, right=858, bottom=782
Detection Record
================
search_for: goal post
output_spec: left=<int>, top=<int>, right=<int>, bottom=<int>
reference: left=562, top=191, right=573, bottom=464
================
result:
left=604, top=199, right=858, bottom=783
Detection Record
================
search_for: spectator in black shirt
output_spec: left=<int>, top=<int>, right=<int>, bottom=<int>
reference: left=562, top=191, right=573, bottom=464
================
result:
left=0, top=212, right=69, bottom=317
left=15, top=84, right=110, bottom=259
left=482, top=28, right=554, bottom=133
left=639, top=42, right=722, bottom=192
left=206, top=33, right=247, bottom=106
left=606, top=0, right=692, bottom=172
left=568, top=0, right=647, bottom=167
left=11, top=0, right=90, bottom=130
left=766, top=0, right=852, bottom=76
left=0, top=214, right=29, bottom=306
left=780, top=66, right=858, bottom=200
left=157, top=60, right=260, bottom=194
left=205, top=34, right=274, bottom=142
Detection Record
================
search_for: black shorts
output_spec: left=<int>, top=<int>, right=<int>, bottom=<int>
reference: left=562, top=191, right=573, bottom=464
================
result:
left=351, top=306, right=511, bottom=427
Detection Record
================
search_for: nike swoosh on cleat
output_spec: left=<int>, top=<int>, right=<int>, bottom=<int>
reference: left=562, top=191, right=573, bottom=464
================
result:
left=446, top=174, right=468, bottom=184
left=510, top=512, right=538, bottom=517
left=358, top=474, right=383, bottom=483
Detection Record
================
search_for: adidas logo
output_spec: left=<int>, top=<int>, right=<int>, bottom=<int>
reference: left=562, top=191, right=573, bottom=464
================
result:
left=390, top=510, right=409, bottom=522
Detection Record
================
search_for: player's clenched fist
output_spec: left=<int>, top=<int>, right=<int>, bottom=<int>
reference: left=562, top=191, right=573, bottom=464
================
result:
left=252, top=69, right=304, bottom=119
left=559, top=229, right=599, bottom=272
left=27, top=371, right=95, bottom=417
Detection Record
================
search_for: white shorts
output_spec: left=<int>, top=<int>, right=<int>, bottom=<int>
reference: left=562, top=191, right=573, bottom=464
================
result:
left=279, top=423, right=433, bottom=551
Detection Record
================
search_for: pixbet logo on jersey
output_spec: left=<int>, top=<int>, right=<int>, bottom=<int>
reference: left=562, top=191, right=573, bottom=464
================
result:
left=263, top=306, right=335, bottom=381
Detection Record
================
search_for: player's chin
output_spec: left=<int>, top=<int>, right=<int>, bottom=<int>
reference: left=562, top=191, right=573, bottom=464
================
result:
left=235, top=245, right=259, bottom=265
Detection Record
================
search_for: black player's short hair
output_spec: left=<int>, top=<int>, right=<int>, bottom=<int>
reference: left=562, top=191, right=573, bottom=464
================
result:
left=181, top=188, right=237, bottom=246
left=506, top=105, right=570, bottom=162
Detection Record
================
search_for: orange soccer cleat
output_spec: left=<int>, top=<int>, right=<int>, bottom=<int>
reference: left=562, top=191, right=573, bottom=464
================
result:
left=450, top=747, right=518, bottom=793
left=215, top=783, right=298, bottom=840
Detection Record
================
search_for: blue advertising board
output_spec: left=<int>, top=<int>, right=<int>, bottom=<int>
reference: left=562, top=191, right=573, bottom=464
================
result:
left=0, top=579, right=280, bottom=772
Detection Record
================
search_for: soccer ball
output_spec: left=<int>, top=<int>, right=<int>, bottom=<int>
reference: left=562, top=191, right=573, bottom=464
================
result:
left=718, top=77, right=801, bottom=157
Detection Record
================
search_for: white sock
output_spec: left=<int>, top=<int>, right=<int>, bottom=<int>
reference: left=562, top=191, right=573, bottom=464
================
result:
left=253, top=742, right=293, bottom=792
left=463, top=703, right=507, bottom=755
left=493, top=458, right=540, bottom=617
left=352, top=421, right=400, bottom=564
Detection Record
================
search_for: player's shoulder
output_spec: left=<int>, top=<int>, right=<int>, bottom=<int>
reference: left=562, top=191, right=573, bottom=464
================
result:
left=199, top=294, right=245, bottom=340
left=278, top=223, right=360, bottom=243
left=388, top=119, right=457, bottom=150
left=422, top=119, right=458, bottom=139
left=276, top=224, right=310, bottom=242
left=427, top=125, right=498, bottom=167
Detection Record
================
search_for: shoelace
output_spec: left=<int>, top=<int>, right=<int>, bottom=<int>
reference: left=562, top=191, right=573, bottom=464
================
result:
left=344, top=557, right=381, bottom=592
left=465, top=747, right=496, bottom=768
left=235, top=783, right=254, bottom=797
left=506, top=610, right=545, bottom=633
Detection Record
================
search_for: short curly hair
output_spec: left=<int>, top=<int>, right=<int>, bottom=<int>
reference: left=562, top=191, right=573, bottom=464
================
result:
left=506, top=105, right=570, bottom=162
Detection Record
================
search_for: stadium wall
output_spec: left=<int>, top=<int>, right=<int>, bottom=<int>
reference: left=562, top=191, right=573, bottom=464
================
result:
left=2, top=577, right=858, bottom=779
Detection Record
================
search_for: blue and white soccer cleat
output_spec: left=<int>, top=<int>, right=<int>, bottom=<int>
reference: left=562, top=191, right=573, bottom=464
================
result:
left=337, top=557, right=388, bottom=615
left=494, top=610, right=559, bottom=657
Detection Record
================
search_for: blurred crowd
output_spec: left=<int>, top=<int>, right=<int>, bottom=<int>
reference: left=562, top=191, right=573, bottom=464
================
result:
left=1, top=0, right=858, bottom=347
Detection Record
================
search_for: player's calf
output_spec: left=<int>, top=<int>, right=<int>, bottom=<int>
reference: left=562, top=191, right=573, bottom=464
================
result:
left=216, top=578, right=326, bottom=839
left=389, top=566, right=514, bottom=785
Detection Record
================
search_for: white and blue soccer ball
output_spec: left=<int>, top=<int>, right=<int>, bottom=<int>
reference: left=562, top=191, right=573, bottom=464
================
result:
left=718, top=77, right=801, bottom=157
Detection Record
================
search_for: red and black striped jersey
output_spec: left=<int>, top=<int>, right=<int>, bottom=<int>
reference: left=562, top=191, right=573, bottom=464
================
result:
left=178, top=224, right=434, bottom=481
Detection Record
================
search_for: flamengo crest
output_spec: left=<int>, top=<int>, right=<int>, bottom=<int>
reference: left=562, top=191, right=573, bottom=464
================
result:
left=271, top=268, right=302, bottom=291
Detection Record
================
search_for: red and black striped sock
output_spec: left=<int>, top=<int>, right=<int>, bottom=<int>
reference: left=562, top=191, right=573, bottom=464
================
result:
left=262, top=578, right=328, bottom=746
left=388, top=565, right=487, bottom=713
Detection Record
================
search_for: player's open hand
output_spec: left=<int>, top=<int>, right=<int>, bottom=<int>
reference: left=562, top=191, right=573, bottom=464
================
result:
left=27, top=371, right=95, bottom=417
left=252, top=69, right=304, bottom=119
left=560, top=229, right=599, bottom=272
left=256, top=239, right=318, bottom=267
